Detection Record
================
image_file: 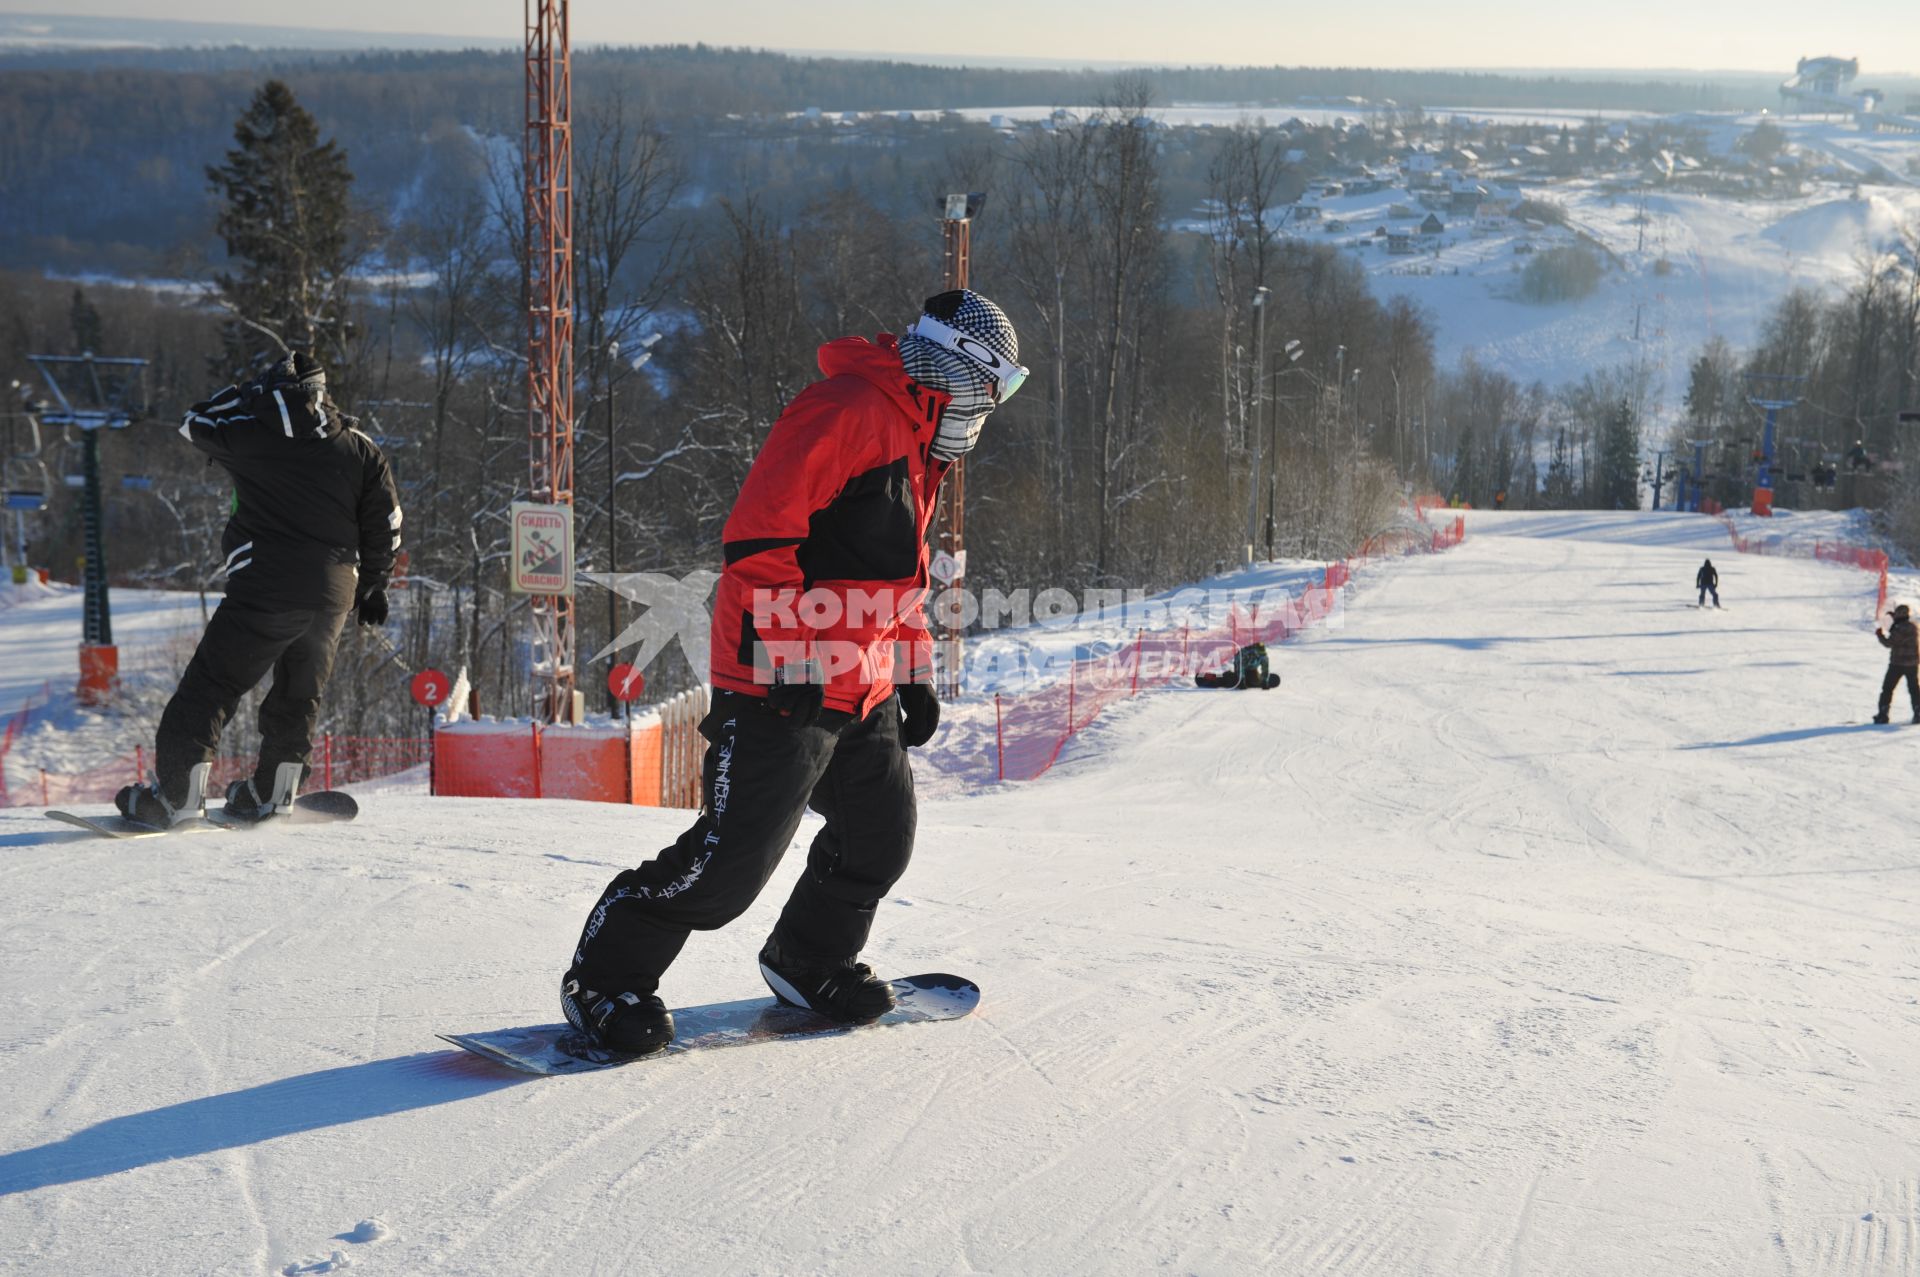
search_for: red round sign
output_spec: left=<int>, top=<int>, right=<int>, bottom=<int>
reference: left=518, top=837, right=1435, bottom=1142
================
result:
left=411, top=668, right=451, bottom=707
left=608, top=663, right=646, bottom=703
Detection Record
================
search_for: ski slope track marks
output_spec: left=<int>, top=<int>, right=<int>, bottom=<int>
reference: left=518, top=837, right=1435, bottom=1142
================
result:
left=2, top=510, right=1918, bottom=1274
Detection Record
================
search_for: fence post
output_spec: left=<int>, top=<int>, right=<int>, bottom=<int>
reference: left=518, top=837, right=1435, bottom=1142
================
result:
left=532, top=720, right=543, bottom=800
left=994, top=693, right=1005, bottom=782
left=322, top=733, right=333, bottom=791
left=41, top=768, right=49, bottom=806
left=1067, top=661, right=1076, bottom=734
left=1131, top=629, right=1143, bottom=695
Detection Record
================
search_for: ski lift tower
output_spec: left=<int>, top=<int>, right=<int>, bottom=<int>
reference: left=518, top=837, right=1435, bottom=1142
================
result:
left=523, top=0, right=577, bottom=722
left=1745, top=373, right=1804, bottom=518
left=933, top=192, right=984, bottom=701
left=28, top=353, right=147, bottom=704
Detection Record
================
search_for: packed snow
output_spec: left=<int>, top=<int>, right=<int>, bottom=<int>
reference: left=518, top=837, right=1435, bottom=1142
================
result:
left=4, top=510, right=1920, bottom=1274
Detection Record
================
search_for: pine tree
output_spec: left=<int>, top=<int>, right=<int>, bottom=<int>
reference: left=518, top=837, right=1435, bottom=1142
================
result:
left=68, top=287, right=104, bottom=354
left=1598, top=398, right=1643, bottom=510
left=206, top=80, right=356, bottom=391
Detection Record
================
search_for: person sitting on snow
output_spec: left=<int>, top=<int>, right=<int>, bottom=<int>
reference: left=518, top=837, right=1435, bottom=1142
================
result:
left=1195, top=642, right=1281, bottom=690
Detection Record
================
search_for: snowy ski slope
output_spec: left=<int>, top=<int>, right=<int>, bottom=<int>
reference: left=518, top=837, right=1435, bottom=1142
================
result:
left=2, top=510, right=1918, bottom=1275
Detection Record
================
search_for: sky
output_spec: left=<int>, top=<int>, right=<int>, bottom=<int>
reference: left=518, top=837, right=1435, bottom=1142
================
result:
left=5, top=0, right=1918, bottom=74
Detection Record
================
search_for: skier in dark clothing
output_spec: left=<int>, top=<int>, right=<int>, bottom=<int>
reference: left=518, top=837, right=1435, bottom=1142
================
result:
left=1696, top=559, right=1720, bottom=608
left=115, top=354, right=402, bottom=827
left=1873, top=603, right=1919, bottom=724
left=560, top=289, right=1026, bottom=1057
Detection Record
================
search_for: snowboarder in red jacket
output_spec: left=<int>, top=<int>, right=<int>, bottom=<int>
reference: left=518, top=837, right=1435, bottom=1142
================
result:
left=561, top=290, right=1026, bottom=1055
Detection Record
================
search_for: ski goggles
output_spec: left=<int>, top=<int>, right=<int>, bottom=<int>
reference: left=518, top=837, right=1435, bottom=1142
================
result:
left=906, top=314, right=1029, bottom=403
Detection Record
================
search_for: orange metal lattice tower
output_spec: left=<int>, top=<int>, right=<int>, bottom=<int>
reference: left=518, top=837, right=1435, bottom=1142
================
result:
left=935, top=200, right=971, bottom=700
left=525, top=0, right=575, bottom=720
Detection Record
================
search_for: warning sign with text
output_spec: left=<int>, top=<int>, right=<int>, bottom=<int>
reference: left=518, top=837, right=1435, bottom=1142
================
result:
left=510, top=502, right=574, bottom=596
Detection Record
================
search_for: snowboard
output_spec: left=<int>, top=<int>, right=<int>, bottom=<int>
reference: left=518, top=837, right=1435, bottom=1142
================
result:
left=212, top=790, right=359, bottom=827
left=440, top=973, right=980, bottom=1076
left=46, top=811, right=226, bottom=840
left=48, top=790, right=359, bottom=839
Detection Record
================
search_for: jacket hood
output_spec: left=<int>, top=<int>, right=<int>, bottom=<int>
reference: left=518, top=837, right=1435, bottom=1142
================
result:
left=817, top=333, right=951, bottom=436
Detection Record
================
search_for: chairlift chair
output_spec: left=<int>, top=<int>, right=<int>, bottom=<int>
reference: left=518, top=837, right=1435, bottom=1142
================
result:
left=3, top=455, right=51, bottom=511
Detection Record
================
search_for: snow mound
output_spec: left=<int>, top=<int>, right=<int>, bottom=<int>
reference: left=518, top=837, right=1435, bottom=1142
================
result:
left=1761, top=194, right=1909, bottom=261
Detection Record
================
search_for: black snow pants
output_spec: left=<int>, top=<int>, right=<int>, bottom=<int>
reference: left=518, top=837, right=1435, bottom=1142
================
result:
left=153, top=596, right=350, bottom=798
left=567, top=687, right=916, bottom=996
left=1878, top=665, right=1920, bottom=720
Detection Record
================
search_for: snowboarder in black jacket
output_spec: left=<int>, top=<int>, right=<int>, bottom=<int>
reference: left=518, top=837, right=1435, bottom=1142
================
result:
left=1195, top=641, right=1281, bottom=689
left=1873, top=603, right=1919, bottom=725
left=1696, top=559, right=1720, bottom=608
left=115, top=354, right=402, bottom=826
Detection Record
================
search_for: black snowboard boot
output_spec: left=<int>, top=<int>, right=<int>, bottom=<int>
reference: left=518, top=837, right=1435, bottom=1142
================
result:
left=224, top=761, right=304, bottom=822
left=1874, top=713, right=1891, bottom=725
left=114, top=762, right=209, bottom=828
left=223, top=777, right=272, bottom=823
left=758, top=938, right=895, bottom=1022
left=560, top=974, right=673, bottom=1056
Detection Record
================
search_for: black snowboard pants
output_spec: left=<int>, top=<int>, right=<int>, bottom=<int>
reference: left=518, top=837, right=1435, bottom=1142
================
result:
left=568, top=688, right=916, bottom=996
left=1878, top=665, right=1920, bottom=720
left=154, top=595, right=350, bottom=799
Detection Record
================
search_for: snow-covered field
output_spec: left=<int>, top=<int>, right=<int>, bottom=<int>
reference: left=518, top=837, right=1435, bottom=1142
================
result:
left=1298, top=167, right=1920, bottom=420
left=0, top=582, right=207, bottom=794
left=5, top=510, right=1919, bottom=1274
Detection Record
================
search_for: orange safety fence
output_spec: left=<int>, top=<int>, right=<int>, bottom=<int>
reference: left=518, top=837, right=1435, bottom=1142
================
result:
left=991, top=508, right=1467, bottom=783
left=9, top=733, right=433, bottom=809
left=1718, top=514, right=1889, bottom=621
left=0, top=681, right=54, bottom=807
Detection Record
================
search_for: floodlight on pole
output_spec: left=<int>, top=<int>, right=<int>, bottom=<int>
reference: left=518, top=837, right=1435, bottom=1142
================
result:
left=1246, top=287, right=1271, bottom=559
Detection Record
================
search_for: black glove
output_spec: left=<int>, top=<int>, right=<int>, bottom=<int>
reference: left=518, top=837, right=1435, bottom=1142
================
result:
left=766, top=661, right=824, bottom=728
left=356, top=588, right=389, bottom=628
left=897, top=682, right=940, bottom=747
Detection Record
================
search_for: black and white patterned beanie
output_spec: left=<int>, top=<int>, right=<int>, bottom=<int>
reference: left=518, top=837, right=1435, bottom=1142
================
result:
left=899, top=289, right=1020, bottom=461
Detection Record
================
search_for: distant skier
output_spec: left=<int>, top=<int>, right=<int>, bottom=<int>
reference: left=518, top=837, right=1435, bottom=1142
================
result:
left=1195, top=641, right=1280, bottom=690
left=559, top=289, right=1027, bottom=1057
left=1848, top=440, right=1873, bottom=473
left=114, top=354, right=402, bottom=827
left=1873, top=603, right=1919, bottom=725
left=1696, top=558, right=1720, bottom=608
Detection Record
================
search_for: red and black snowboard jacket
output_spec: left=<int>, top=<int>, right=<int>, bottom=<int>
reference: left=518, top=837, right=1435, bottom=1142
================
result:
left=710, top=333, right=949, bottom=718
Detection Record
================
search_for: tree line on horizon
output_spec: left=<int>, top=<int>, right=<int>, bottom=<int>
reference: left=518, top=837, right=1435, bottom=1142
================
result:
left=0, top=73, right=1840, bottom=741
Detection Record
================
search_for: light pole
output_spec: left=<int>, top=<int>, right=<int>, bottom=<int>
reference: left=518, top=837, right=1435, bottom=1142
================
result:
left=1245, top=286, right=1270, bottom=560
left=1267, top=339, right=1303, bottom=560
left=605, top=332, right=660, bottom=711
left=1333, top=344, right=1347, bottom=455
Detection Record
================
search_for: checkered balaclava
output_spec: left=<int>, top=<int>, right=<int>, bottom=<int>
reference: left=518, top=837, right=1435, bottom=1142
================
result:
left=898, top=289, right=1020, bottom=461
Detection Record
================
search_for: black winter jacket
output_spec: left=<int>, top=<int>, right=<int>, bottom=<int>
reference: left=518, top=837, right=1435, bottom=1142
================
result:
left=181, top=372, right=402, bottom=610
left=1696, top=563, right=1718, bottom=589
left=1879, top=616, right=1919, bottom=667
